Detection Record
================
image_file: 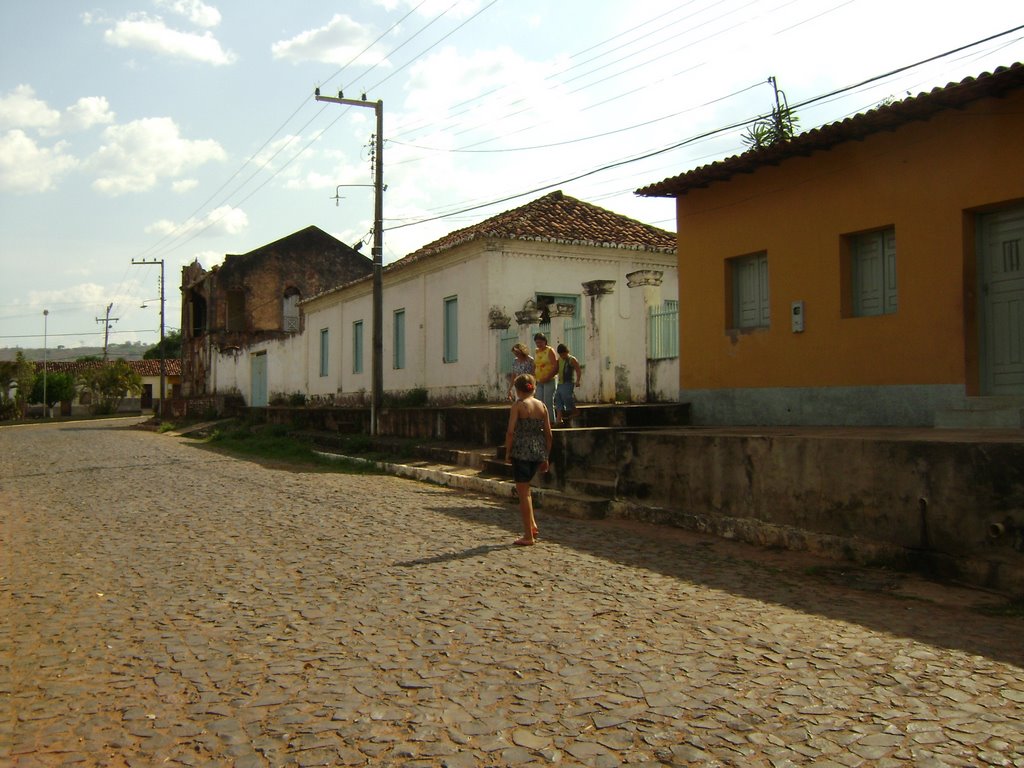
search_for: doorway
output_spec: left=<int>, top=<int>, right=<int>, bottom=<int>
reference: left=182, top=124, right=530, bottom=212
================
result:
left=979, top=205, right=1024, bottom=395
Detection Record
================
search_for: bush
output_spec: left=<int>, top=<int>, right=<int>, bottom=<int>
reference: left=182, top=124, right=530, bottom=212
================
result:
left=385, top=387, right=429, bottom=408
left=0, top=399, right=17, bottom=421
left=287, top=391, right=307, bottom=407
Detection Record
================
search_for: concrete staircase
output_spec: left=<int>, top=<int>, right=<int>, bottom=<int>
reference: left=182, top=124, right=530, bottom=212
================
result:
left=308, top=402, right=693, bottom=520
left=934, top=397, right=1024, bottom=429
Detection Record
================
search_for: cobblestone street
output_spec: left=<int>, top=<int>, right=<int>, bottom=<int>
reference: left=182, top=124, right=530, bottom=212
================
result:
left=2, top=418, right=1023, bottom=767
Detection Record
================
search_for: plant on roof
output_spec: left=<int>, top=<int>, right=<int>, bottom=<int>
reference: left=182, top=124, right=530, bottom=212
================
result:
left=742, top=76, right=800, bottom=150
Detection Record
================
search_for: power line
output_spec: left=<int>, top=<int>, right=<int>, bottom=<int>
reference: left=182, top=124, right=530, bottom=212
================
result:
left=132, top=3, right=443, bottom=266
left=388, top=81, right=765, bottom=155
left=384, top=23, right=1024, bottom=232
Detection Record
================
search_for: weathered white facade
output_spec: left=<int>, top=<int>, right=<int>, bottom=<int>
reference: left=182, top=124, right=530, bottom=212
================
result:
left=209, top=192, right=678, bottom=405
left=300, top=244, right=678, bottom=404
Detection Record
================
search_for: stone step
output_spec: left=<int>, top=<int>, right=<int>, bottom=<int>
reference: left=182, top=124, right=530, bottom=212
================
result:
left=566, top=476, right=617, bottom=498
left=934, top=398, right=1024, bottom=429
left=314, top=449, right=608, bottom=519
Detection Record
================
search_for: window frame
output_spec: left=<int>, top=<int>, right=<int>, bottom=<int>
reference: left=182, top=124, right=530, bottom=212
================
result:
left=318, top=328, right=329, bottom=378
left=393, top=308, right=406, bottom=370
left=352, top=320, right=364, bottom=374
left=846, top=226, right=898, bottom=317
left=443, top=296, right=458, bottom=364
left=728, top=251, right=770, bottom=330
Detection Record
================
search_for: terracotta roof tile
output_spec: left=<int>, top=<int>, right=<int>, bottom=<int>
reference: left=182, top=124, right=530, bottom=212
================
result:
left=305, top=191, right=677, bottom=304
left=637, top=62, right=1024, bottom=197
left=390, top=190, right=676, bottom=267
left=33, top=359, right=182, bottom=376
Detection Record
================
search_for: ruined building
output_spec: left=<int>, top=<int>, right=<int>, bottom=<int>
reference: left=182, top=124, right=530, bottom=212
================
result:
left=181, top=225, right=371, bottom=397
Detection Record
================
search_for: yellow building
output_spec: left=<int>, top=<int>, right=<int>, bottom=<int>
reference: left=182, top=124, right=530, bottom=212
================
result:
left=638, top=64, right=1024, bottom=427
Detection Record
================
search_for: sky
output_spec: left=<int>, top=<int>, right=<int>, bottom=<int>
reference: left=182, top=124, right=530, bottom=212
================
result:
left=1, top=0, right=1022, bottom=357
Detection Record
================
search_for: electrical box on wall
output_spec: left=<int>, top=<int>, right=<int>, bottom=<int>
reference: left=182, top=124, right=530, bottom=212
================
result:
left=791, top=300, right=805, bottom=333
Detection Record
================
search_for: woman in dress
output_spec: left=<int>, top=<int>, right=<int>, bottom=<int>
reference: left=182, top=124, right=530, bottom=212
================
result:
left=504, top=373, right=553, bottom=545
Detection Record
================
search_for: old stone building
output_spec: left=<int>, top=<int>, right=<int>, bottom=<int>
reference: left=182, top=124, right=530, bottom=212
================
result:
left=181, top=225, right=371, bottom=397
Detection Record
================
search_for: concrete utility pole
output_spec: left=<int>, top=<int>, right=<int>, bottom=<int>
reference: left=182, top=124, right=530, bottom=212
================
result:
left=96, top=303, right=119, bottom=361
left=42, top=309, right=48, bottom=418
left=132, top=259, right=166, bottom=419
left=314, top=88, right=384, bottom=435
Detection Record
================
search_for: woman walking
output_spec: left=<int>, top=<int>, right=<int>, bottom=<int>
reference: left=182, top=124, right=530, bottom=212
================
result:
left=504, top=373, right=553, bottom=545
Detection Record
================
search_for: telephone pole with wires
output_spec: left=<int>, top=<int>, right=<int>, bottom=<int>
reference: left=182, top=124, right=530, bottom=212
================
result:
left=132, top=258, right=166, bottom=420
left=314, top=87, right=385, bottom=435
left=95, top=303, right=119, bottom=361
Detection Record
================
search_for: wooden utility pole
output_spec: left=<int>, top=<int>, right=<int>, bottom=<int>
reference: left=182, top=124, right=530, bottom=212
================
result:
left=314, top=88, right=384, bottom=435
left=95, top=303, right=119, bottom=360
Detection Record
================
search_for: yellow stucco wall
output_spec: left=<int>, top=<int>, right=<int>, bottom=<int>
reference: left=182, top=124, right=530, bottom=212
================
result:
left=675, top=90, right=1024, bottom=393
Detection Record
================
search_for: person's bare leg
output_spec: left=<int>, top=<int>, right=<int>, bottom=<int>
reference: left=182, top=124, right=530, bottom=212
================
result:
left=515, top=481, right=537, bottom=544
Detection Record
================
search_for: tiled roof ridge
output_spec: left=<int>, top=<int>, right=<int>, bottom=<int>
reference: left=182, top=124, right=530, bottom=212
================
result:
left=303, top=191, right=677, bottom=305
left=395, top=190, right=677, bottom=265
left=637, top=62, right=1024, bottom=197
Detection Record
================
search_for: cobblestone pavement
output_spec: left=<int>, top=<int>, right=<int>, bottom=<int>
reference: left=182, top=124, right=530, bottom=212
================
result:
left=2, top=418, right=1023, bottom=768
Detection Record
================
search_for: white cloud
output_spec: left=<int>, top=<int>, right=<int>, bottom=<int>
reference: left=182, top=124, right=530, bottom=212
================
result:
left=146, top=205, right=248, bottom=238
left=88, top=117, right=225, bottom=195
left=252, top=134, right=303, bottom=172
left=104, top=13, right=236, bottom=65
left=171, top=178, right=199, bottom=193
left=0, top=85, right=61, bottom=131
left=371, top=0, right=482, bottom=19
left=157, top=0, right=222, bottom=28
left=403, top=45, right=579, bottom=146
left=63, top=96, right=116, bottom=132
left=0, top=130, right=79, bottom=193
left=272, top=14, right=388, bottom=67
left=27, top=283, right=109, bottom=308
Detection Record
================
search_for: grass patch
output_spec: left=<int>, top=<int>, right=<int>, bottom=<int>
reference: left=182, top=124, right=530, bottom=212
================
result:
left=198, top=420, right=384, bottom=473
left=974, top=598, right=1024, bottom=619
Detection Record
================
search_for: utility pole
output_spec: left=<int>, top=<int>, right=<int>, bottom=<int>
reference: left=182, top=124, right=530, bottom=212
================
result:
left=768, top=76, right=793, bottom=139
left=132, top=258, right=166, bottom=420
left=314, top=88, right=384, bottom=435
left=43, top=309, right=48, bottom=418
left=96, top=302, right=119, bottom=360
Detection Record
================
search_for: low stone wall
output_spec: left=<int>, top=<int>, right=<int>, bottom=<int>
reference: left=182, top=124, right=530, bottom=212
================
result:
left=563, top=429, right=1024, bottom=596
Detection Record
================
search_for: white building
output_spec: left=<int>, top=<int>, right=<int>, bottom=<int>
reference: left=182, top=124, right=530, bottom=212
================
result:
left=212, top=191, right=678, bottom=406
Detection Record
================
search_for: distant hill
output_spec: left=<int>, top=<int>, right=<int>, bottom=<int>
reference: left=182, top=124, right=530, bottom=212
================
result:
left=0, top=341, right=151, bottom=362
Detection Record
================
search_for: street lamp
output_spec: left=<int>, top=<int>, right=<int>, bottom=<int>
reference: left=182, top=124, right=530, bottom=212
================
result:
left=42, top=309, right=48, bottom=418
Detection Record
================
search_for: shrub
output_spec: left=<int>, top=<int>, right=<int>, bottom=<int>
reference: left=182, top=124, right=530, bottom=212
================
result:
left=386, top=387, right=429, bottom=408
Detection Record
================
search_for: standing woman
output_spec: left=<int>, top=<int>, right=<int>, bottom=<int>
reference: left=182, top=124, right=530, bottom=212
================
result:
left=508, top=343, right=534, bottom=400
left=532, top=332, right=558, bottom=424
left=504, top=373, right=553, bottom=546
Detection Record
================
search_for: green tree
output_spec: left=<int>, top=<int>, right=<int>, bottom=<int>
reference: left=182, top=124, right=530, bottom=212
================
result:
left=30, top=371, right=77, bottom=410
left=78, top=360, right=142, bottom=415
left=144, top=329, right=182, bottom=360
left=12, top=351, right=35, bottom=417
left=0, top=359, right=19, bottom=420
